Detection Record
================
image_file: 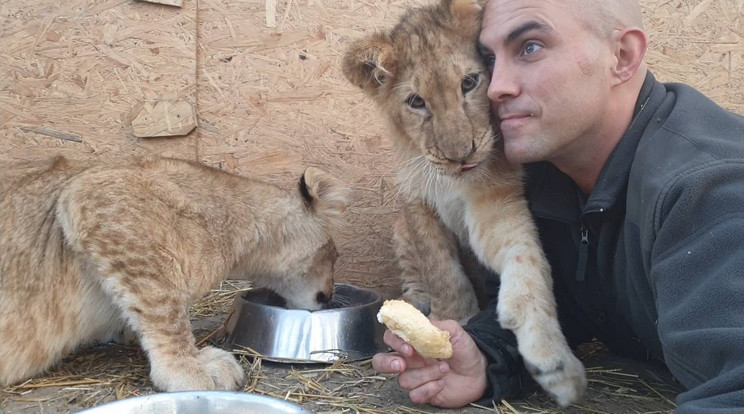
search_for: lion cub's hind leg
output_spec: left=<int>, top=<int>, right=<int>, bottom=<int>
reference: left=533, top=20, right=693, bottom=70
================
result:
left=393, top=200, right=480, bottom=323
left=106, top=324, right=139, bottom=346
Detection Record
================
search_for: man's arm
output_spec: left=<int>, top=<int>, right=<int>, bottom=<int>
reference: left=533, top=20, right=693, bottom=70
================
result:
left=651, top=162, right=744, bottom=413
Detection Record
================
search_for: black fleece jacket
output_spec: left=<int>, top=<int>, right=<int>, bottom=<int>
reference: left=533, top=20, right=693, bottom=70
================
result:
left=464, top=72, right=744, bottom=412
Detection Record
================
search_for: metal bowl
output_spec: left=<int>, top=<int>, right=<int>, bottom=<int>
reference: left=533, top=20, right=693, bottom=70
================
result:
left=74, top=391, right=314, bottom=414
left=225, top=284, right=387, bottom=363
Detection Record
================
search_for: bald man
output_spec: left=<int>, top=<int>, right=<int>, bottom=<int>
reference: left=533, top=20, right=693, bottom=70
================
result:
left=371, top=0, right=744, bottom=412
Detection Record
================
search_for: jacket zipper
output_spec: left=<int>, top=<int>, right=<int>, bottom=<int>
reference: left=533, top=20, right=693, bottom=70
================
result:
left=576, top=225, right=589, bottom=281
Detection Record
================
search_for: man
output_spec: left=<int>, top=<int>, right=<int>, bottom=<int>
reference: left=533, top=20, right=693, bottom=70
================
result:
left=371, top=0, right=744, bottom=412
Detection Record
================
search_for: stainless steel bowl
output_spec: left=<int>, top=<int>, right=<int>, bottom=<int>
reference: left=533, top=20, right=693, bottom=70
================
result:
left=225, top=284, right=387, bottom=363
left=74, top=391, right=314, bottom=414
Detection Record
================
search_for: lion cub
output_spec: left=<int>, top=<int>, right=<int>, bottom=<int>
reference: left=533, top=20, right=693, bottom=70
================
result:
left=343, top=0, right=585, bottom=406
left=0, top=156, right=348, bottom=391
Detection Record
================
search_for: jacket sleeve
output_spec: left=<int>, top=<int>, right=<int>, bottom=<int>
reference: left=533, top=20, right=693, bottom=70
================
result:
left=463, top=274, right=537, bottom=403
left=650, top=161, right=744, bottom=413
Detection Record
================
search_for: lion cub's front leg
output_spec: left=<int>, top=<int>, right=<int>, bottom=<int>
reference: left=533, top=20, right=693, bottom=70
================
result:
left=61, top=205, right=245, bottom=392
left=100, top=268, right=245, bottom=392
left=466, top=193, right=587, bottom=406
left=393, top=199, right=480, bottom=323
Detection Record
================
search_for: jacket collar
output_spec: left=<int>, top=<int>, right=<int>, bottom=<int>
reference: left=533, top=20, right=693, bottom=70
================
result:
left=527, top=72, right=665, bottom=222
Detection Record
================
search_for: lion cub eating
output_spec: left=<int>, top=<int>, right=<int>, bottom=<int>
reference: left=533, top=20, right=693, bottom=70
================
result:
left=0, top=156, right=348, bottom=391
left=343, top=0, right=586, bottom=406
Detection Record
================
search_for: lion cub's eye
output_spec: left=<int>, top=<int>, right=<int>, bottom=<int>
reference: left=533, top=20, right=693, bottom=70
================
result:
left=461, top=74, right=479, bottom=94
left=406, top=94, right=425, bottom=109
left=406, top=94, right=426, bottom=109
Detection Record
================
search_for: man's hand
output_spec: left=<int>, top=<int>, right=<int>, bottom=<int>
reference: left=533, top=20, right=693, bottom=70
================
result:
left=371, top=319, right=488, bottom=408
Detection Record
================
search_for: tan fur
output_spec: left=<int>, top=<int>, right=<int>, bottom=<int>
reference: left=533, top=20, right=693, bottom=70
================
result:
left=0, top=156, right=349, bottom=391
left=343, top=0, right=586, bottom=406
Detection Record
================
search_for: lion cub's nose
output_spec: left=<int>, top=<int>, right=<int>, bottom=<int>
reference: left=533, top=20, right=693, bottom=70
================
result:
left=316, top=291, right=331, bottom=305
left=441, top=140, right=476, bottom=164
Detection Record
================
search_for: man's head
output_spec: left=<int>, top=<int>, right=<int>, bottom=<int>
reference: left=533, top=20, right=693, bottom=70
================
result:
left=479, top=0, right=647, bottom=191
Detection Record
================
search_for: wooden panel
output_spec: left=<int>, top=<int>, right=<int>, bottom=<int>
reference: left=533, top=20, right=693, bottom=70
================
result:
left=0, top=0, right=740, bottom=298
left=0, top=0, right=198, bottom=161
left=642, top=0, right=743, bottom=114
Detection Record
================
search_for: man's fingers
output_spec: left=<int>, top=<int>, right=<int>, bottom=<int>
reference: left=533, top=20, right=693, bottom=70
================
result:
left=398, top=361, right=449, bottom=390
left=383, top=329, right=413, bottom=356
left=380, top=329, right=433, bottom=369
left=408, top=378, right=446, bottom=405
left=371, top=352, right=405, bottom=374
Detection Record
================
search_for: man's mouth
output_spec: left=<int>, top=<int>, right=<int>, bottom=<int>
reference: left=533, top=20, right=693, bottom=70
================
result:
left=500, top=113, right=534, bottom=129
left=500, top=113, right=534, bottom=121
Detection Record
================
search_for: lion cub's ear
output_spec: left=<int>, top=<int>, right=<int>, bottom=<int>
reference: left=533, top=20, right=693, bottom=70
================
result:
left=342, top=33, right=397, bottom=95
left=299, top=167, right=351, bottom=226
left=444, top=0, right=484, bottom=16
left=444, top=0, right=484, bottom=34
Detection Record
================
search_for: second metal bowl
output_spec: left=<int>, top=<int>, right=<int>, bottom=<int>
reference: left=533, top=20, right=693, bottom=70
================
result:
left=75, top=391, right=313, bottom=414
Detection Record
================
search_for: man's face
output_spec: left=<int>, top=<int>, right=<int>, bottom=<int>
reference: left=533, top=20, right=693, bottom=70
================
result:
left=479, top=0, right=615, bottom=165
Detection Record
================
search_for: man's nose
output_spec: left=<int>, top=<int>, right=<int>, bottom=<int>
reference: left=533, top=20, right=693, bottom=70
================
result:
left=486, top=62, right=519, bottom=103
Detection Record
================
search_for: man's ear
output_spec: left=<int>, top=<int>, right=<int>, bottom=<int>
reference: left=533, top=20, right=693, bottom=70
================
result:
left=342, top=33, right=397, bottom=95
left=612, top=27, right=647, bottom=85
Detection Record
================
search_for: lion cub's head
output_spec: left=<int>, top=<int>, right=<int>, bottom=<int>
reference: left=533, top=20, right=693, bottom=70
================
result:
left=343, top=0, right=495, bottom=178
left=247, top=167, right=350, bottom=311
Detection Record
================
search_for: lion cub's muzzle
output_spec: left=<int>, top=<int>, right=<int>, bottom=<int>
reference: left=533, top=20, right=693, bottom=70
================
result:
left=426, top=139, right=482, bottom=175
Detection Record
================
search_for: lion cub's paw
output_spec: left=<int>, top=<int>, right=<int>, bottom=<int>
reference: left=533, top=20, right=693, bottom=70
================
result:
left=151, top=346, right=245, bottom=392
left=196, top=346, right=245, bottom=391
left=400, top=290, right=432, bottom=317
left=521, top=342, right=587, bottom=407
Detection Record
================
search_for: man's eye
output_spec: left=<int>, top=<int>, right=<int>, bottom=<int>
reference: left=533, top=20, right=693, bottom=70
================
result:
left=483, top=55, right=495, bottom=69
left=522, top=42, right=543, bottom=56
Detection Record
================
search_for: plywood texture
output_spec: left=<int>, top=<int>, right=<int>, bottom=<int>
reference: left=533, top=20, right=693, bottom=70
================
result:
left=0, top=0, right=198, bottom=160
left=644, top=0, right=743, bottom=114
left=131, top=100, right=197, bottom=137
left=1, top=0, right=742, bottom=299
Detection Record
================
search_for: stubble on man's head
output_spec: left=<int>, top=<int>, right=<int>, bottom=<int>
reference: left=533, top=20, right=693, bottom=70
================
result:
left=570, top=0, right=644, bottom=39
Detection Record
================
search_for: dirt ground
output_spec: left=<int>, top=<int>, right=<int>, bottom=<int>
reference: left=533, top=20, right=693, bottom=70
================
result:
left=1, top=285, right=683, bottom=414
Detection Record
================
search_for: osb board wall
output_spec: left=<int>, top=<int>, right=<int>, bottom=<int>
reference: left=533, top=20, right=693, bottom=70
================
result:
left=0, top=0, right=198, bottom=161
left=1, top=0, right=742, bottom=299
left=644, top=0, right=743, bottom=114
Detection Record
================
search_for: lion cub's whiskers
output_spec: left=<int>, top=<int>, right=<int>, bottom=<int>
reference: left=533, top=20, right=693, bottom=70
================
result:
left=325, top=293, right=353, bottom=309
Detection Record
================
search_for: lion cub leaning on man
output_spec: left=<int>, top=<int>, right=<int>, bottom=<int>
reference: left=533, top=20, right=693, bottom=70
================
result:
left=0, top=155, right=349, bottom=391
left=343, top=0, right=586, bottom=406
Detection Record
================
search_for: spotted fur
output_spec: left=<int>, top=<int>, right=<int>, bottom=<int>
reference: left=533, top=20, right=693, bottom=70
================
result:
left=0, top=156, right=348, bottom=391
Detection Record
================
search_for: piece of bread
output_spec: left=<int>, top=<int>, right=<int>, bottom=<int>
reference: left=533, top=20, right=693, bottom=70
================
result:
left=377, top=299, right=453, bottom=359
